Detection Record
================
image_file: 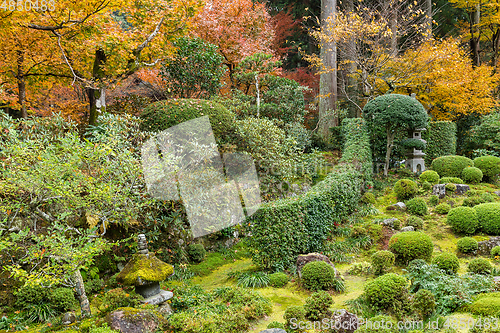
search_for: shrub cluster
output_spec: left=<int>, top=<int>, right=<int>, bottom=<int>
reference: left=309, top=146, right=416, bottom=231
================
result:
left=388, top=231, right=433, bottom=264
left=434, top=203, right=451, bottom=215
left=424, top=121, right=457, bottom=166
left=340, top=118, right=373, bottom=183
left=304, top=291, right=333, bottom=320
left=475, top=203, right=500, bottom=235
left=431, top=155, right=473, bottom=178
left=463, top=192, right=496, bottom=207
left=406, top=198, right=428, bottom=216
left=462, top=166, right=483, bottom=184
left=447, top=206, right=479, bottom=235
left=364, top=273, right=408, bottom=309
left=406, top=216, right=424, bottom=230
left=301, top=261, right=337, bottom=291
left=15, top=284, right=76, bottom=320
left=371, top=250, right=395, bottom=275
left=467, top=293, right=500, bottom=317
left=394, top=179, right=418, bottom=201
left=361, top=192, right=376, bottom=204
left=473, top=155, right=500, bottom=182
left=456, top=237, right=478, bottom=254
left=419, top=170, right=440, bottom=184
left=431, top=252, right=460, bottom=274
left=468, top=258, right=492, bottom=274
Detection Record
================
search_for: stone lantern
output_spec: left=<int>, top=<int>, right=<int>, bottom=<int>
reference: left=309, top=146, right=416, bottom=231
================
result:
left=116, top=234, right=174, bottom=305
left=405, top=128, right=426, bottom=173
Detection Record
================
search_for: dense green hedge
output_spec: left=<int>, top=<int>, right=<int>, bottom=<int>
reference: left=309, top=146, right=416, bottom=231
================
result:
left=424, top=121, right=457, bottom=166
left=475, top=203, right=500, bottom=235
left=431, top=155, right=473, bottom=178
left=249, top=119, right=371, bottom=270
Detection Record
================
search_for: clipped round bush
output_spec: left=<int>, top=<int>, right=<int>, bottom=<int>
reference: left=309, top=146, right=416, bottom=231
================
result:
left=361, top=192, right=376, bottom=204
left=140, top=99, right=237, bottom=144
left=457, top=237, right=478, bottom=254
left=364, top=273, right=408, bottom=309
left=269, top=272, right=289, bottom=288
left=394, top=179, right=418, bottom=200
left=447, top=206, right=478, bottom=235
left=431, top=252, right=460, bottom=274
left=474, top=203, right=500, bottom=235
left=304, top=290, right=333, bottom=320
left=187, top=243, right=206, bottom=263
left=406, top=198, right=428, bottom=216
left=371, top=250, right=395, bottom=275
left=406, top=216, right=424, bottom=230
left=429, top=195, right=439, bottom=206
left=419, top=170, right=440, bottom=185
left=301, top=261, right=336, bottom=291
left=388, top=231, right=434, bottom=264
left=445, top=183, right=457, bottom=194
left=468, top=258, right=492, bottom=274
left=434, top=203, right=451, bottom=215
left=491, top=246, right=500, bottom=259
left=431, top=155, right=474, bottom=178
left=473, top=155, right=500, bottom=182
left=466, top=293, right=500, bottom=317
left=412, top=289, right=436, bottom=319
left=421, top=181, right=432, bottom=192
left=462, top=166, right=483, bottom=184
left=283, top=305, right=306, bottom=329
left=439, top=177, right=464, bottom=184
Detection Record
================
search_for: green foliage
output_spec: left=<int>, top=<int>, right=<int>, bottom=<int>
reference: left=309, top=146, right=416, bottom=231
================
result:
left=267, top=321, right=285, bottom=329
left=474, top=203, right=500, bottom=235
left=160, top=37, right=226, bottom=99
left=89, top=323, right=119, bottom=333
left=400, top=138, right=426, bottom=150
left=468, top=258, right=493, bottom=274
left=268, top=272, right=289, bottom=288
left=439, top=177, right=464, bottom=184
left=406, top=216, right=424, bottom=230
left=406, top=198, right=428, bottom=216
left=469, top=110, right=500, bottom=155
left=419, top=170, right=440, bottom=184
left=50, top=288, right=77, bottom=312
left=424, top=121, right=457, bottom=166
left=301, top=261, right=337, bottom=291
left=361, top=192, right=376, bottom=204
left=388, top=231, right=434, bottom=264
left=432, top=253, right=460, bottom=274
left=445, top=183, right=457, bottom=194
left=429, top=195, right=439, bottom=206
left=347, top=261, right=373, bottom=276
left=394, top=179, right=418, bottom=200
left=91, top=288, right=143, bottom=316
left=456, top=237, right=478, bottom=254
left=84, top=278, right=104, bottom=295
left=304, top=291, right=333, bottom=320
left=412, top=289, right=436, bottom=319
left=466, top=293, right=500, bottom=317
left=340, top=118, right=373, bottom=182
left=431, top=155, right=474, bottom=178
left=14, top=285, right=75, bottom=322
left=283, top=305, right=306, bottom=332
left=463, top=194, right=495, bottom=207
left=371, top=250, right=395, bottom=275
left=491, top=246, right=500, bottom=258
left=421, top=181, right=432, bottom=191
left=187, top=244, right=206, bottom=263
left=462, top=167, right=483, bottom=184
left=364, top=273, right=408, bottom=309
left=236, top=272, right=270, bottom=288
left=447, top=206, right=479, bottom=235
left=355, top=315, right=398, bottom=333
left=473, top=155, right=500, bottom=182
left=435, top=203, right=451, bottom=214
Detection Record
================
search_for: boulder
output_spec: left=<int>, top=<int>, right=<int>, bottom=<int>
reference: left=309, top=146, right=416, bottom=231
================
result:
left=296, top=253, right=339, bottom=279
left=106, top=307, right=163, bottom=333
left=455, top=184, right=470, bottom=195
left=329, top=309, right=360, bottom=333
left=62, top=312, right=76, bottom=325
left=391, top=202, right=407, bottom=211
left=478, top=237, right=500, bottom=256
left=258, top=329, right=287, bottom=333
left=381, top=218, right=399, bottom=228
left=432, top=184, right=446, bottom=199
left=401, top=226, right=414, bottom=232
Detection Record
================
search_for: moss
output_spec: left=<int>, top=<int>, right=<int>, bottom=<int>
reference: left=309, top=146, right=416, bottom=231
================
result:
left=116, top=254, right=174, bottom=286
left=111, top=307, right=163, bottom=323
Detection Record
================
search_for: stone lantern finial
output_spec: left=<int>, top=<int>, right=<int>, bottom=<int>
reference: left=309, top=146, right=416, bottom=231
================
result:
left=137, top=234, right=148, bottom=255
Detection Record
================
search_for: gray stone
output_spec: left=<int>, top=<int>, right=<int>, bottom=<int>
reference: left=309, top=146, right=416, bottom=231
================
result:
left=401, top=226, right=415, bottom=232
left=106, top=308, right=162, bottom=333
left=432, top=184, right=446, bottom=199
left=393, top=202, right=407, bottom=210
left=296, top=253, right=340, bottom=279
left=62, top=312, right=76, bottom=325
left=494, top=276, right=500, bottom=283
left=381, top=218, right=399, bottom=228
left=141, top=289, right=173, bottom=306
left=455, top=184, right=470, bottom=195
left=259, top=329, right=287, bottom=333
left=330, top=309, right=360, bottom=333
left=478, top=237, right=500, bottom=256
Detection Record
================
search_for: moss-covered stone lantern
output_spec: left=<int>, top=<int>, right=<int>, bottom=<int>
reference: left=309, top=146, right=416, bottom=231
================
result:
left=116, top=234, right=174, bottom=305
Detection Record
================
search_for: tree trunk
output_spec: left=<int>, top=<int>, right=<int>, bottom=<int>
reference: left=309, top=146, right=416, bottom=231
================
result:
left=390, top=3, right=398, bottom=56
left=88, top=49, right=107, bottom=126
left=425, top=0, right=432, bottom=38
left=492, top=29, right=500, bottom=69
left=470, top=5, right=481, bottom=67
left=384, top=129, right=396, bottom=176
left=345, top=0, right=359, bottom=117
left=255, top=74, right=260, bottom=117
left=319, top=0, right=338, bottom=140
left=16, top=50, right=28, bottom=118
left=73, top=269, right=91, bottom=317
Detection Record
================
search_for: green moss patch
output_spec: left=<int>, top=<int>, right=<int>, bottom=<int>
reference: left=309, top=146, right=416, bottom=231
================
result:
left=465, top=293, right=500, bottom=316
left=116, top=254, right=173, bottom=286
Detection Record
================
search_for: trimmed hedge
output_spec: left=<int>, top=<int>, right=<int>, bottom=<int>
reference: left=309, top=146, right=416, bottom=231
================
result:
left=340, top=118, right=373, bottom=182
left=468, top=258, right=492, bottom=274
left=394, top=179, right=418, bottom=200
left=406, top=198, right=428, bottom=216
left=475, top=203, right=500, bottom=235
left=388, top=231, right=434, bottom=264
left=424, top=121, right=457, bottom=166
left=434, top=203, right=451, bottom=215
left=456, top=237, right=478, bottom=254
left=462, top=167, right=483, bottom=184
left=431, top=155, right=473, bottom=178
left=371, top=250, right=395, bottom=275
left=301, top=261, right=337, bottom=291
left=447, top=206, right=478, bottom=235
left=473, top=155, right=500, bottom=182
left=432, top=252, right=459, bottom=274
left=439, top=177, right=464, bottom=184
left=364, top=273, right=408, bottom=309
left=419, top=170, right=440, bottom=185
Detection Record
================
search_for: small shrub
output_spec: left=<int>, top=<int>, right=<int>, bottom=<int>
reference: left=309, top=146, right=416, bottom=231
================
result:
left=462, top=166, right=483, bottom=184
left=419, top=170, right=440, bottom=184
left=301, top=261, right=337, bottom=291
left=367, top=224, right=383, bottom=243
left=394, top=179, right=418, bottom=200
left=468, top=258, right=492, bottom=274
left=237, top=272, right=270, bottom=288
left=388, top=231, right=434, bottom=264
left=447, top=206, right=479, bottom=235
left=268, top=272, right=289, bottom=288
left=429, top=195, right=439, bottom=206
left=491, top=246, right=500, bottom=259
left=406, top=198, right=428, bottom=216
left=474, top=203, right=500, bottom=235
left=361, top=192, right=376, bottom=204
left=304, top=291, right=333, bottom=320
left=412, top=289, right=436, bottom=319
left=187, top=243, right=206, bottom=263
left=283, top=305, right=306, bottom=331
left=435, top=203, right=451, bottom=215
left=371, top=250, right=395, bottom=275
left=350, top=225, right=368, bottom=238
left=92, top=288, right=143, bottom=315
left=439, top=177, right=464, bottom=184
left=364, top=273, right=408, bottom=309
left=406, top=216, right=424, bottom=230
left=457, top=237, right=478, bottom=254
left=432, top=253, right=460, bottom=274
left=445, top=183, right=457, bottom=194
left=347, top=262, right=372, bottom=276
left=431, top=155, right=474, bottom=178
left=49, top=288, right=76, bottom=312
left=473, top=155, right=500, bottom=182
left=267, top=321, right=285, bottom=329
left=421, top=181, right=432, bottom=191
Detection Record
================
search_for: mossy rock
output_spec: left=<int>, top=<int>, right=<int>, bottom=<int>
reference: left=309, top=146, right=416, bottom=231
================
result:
left=105, top=307, right=165, bottom=333
left=116, top=254, right=174, bottom=286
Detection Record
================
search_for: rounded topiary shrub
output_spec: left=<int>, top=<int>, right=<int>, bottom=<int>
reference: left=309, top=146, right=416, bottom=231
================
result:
left=439, top=177, right=464, bottom=184
left=406, top=198, right=428, bottom=216
left=269, top=272, right=289, bottom=288
left=434, top=203, right=451, bottom=215
left=431, top=252, right=460, bottom=274
left=473, top=155, right=500, bottom=182
left=431, top=155, right=474, bottom=178
left=301, top=261, right=336, bottom=291
left=364, top=273, right=408, bottom=309
left=388, top=231, right=434, bottom=264
left=406, top=216, right=424, bottom=230
left=419, top=170, right=440, bottom=185
left=412, top=289, right=436, bottom=319
left=394, top=179, right=418, bottom=200
left=447, top=206, right=479, bottom=235
left=371, top=250, right=395, bottom=275
left=457, top=237, right=478, bottom=254
left=468, top=258, right=492, bottom=274
left=139, top=99, right=237, bottom=144
left=445, top=183, right=457, bottom=194
left=429, top=195, right=439, bottom=206
left=304, top=290, right=333, bottom=320
left=267, top=321, right=285, bottom=330
left=421, top=181, right=432, bottom=192
left=462, top=167, right=483, bottom=184
left=474, top=203, right=500, bottom=235
left=187, top=243, right=206, bottom=263
left=283, top=305, right=306, bottom=330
